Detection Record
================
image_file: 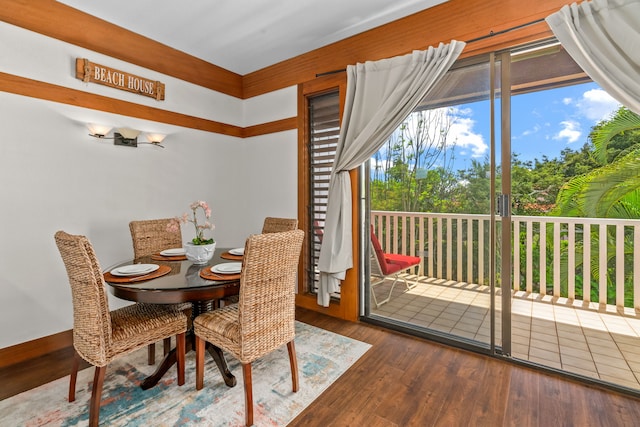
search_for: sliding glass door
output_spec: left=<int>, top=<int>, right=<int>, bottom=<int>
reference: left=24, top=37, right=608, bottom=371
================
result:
left=365, top=39, right=640, bottom=395
left=366, top=53, right=506, bottom=355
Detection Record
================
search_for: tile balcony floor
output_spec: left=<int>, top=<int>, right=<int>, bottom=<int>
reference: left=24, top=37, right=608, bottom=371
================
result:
left=370, top=274, right=640, bottom=390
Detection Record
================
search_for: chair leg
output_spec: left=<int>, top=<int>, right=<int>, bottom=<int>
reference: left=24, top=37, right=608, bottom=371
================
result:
left=148, top=343, right=155, bottom=365
left=402, top=275, right=417, bottom=291
left=69, top=350, right=81, bottom=402
left=163, top=337, right=171, bottom=356
left=89, top=365, right=106, bottom=427
left=287, top=341, right=299, bottom=392
left=176, top=332, right=186, bottom=386
left=195, top=336, right=205, bottom=390
left=242, top=363, right=253, bottom=427
left=403, top=264, right=421, bottom=291
left=371, top=276, right=400, bottom=307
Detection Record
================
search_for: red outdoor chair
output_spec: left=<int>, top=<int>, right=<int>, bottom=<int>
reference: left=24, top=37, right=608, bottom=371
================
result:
left=370, top=226, right=421, bottom=307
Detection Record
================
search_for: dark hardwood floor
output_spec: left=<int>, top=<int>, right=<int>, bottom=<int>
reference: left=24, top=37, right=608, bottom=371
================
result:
left=2, top=308, right=640, bottom=426
left=291, top=309, right=640, bottom=427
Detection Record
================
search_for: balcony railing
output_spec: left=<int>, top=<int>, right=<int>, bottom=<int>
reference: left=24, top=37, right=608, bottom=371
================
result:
left=371, top=210, right=640, bottom=310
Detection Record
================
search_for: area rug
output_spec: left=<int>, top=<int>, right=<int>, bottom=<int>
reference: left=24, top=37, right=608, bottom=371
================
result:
left=0, top=321, right=370, bottom=426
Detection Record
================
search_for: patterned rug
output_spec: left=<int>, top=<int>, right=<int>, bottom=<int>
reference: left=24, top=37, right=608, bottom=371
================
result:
left=0, top=322, right=370, bottom=426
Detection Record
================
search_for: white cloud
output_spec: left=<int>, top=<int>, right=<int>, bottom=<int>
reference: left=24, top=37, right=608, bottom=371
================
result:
left=562, top=97, right=572, bottom=105
left=448, top=116, right=487, bottom=157
left=455, top=107, right=473, bottom=116
left=554, top=120, right=581, bottom=144
left=396, top=106, right=488, bottom=159
left=576, top=88, right=620, bottom=122
left=521, top=124, right=541, bottom=137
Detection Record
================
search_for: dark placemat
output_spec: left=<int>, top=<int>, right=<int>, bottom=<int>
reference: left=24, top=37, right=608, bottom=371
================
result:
left=150, top=253, right=187, bottom=261
left=200, top=267, right=241, bottom=281
left=220, top=251, right=243, bottom=261
left=104, top=264, right=171, bottom=284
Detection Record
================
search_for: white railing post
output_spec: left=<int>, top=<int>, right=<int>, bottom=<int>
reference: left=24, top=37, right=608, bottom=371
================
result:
left=467, top=219, right=473, bottom=284
left=568, top=223, right=576, bottom=300
left=526, top=220, right=533, bottom=293
left=554, top=223, right=561, bottom=298
left=599, top=224, right=607, bottom=306
left=478, top=219, right=485, bottom=285
left=513, top=220, right=520, bottom=291
left=583, top=225, right=591, bottom=303
left=539, top=220, right=547, bottom=296
left=616, top=224, right=625, bottom=308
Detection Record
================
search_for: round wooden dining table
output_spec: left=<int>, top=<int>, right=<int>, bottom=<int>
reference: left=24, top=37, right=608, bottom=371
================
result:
left=105, top=249, right=242, bottom=389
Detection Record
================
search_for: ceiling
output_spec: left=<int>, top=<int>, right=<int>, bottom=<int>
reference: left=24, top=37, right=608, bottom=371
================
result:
left=58, top=0, right=448, bottom=75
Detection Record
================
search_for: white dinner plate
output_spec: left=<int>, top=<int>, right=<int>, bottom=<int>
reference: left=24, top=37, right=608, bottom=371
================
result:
left=160, top=248, right=186, bottom=256
left=111, top=264, right=159, bottom=277
left=228, top=247, right=245, bottom=256
left=211, top=262, right=242, bottom=274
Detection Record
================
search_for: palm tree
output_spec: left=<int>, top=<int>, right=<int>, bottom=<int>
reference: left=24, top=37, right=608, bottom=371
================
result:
left=553, top=107, right=640, bottom=219
left=552, top=107, right=640, bottom=306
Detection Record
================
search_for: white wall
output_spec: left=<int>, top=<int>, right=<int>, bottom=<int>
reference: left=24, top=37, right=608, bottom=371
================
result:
left=0, top=23, right=298, bottom=348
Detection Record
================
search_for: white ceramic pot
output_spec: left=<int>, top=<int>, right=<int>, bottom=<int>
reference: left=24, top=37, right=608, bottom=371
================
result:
left=184, top=242, right=216, bottom=265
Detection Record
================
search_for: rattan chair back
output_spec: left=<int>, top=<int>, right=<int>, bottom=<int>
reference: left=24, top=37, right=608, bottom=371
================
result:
left=261, top=217, right=298, bottom=234
left=129, top=218, right=182, bottom=258
left=54, top=231, right=112, bottom=366
left=237, top=229, right=304, bottom=362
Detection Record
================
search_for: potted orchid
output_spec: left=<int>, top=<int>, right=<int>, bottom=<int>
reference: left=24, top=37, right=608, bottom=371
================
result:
left=168, top=200, right=216, bottom=264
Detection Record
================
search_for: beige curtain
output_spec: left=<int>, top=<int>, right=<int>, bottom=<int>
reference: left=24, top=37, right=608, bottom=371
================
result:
left=546, top=0, right=640, bottom=114
left=317, top=40, right=466, bottom=307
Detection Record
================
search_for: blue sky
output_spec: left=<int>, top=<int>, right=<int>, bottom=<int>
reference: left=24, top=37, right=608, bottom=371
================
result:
left=372, top=81, right=621, bottom=174
left=449, top=82, right=621, bottom=170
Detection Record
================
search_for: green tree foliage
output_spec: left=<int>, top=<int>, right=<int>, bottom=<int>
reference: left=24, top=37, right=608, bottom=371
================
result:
left=550, top=107, right=640, bottom=306
left=553, top=107, right=640, bottom=219
left=371, top=108, right=459, bottom=212
left=372, top=106, right=640, bottom=218
left=454, top=158, right=492, bottom=214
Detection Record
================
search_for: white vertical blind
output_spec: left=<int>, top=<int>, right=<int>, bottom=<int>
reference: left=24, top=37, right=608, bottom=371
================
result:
left=308, top=91, right=341, bottom=296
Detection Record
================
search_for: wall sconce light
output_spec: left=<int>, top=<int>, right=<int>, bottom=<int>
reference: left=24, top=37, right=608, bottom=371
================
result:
left=114, top=127, right=140, bottom=147
left=87, top=124, right=165, bottom=148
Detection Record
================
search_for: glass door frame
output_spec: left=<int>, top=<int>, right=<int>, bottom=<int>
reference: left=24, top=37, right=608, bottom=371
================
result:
left=498, top=50, right=512, bottom=357
left=361, top=51, right=515, bottom=358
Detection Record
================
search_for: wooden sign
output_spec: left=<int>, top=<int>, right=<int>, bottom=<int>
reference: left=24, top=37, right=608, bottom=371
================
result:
left=75, top=58, right=165, bottom=101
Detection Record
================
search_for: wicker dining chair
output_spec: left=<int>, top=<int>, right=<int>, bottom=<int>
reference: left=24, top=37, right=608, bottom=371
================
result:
left=222, top=216, right=298, bottom=307
left=129, top=218, right=192, bottom=364
left=261, top=217, right=298, bottom=233
left=194, top=229, right=305, bottom=427
left=54, top=231, right=187, bottom=427
left=129, top=218, right=183, bottom=259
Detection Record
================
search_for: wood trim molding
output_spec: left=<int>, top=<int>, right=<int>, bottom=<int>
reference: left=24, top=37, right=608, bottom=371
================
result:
left=0, top=330, right=72, bottom=369
left=0, top=72, right=297, bottom=138
left=0, top=0, right=243, bottom=98
left=242, top=117, right=298, bottom=138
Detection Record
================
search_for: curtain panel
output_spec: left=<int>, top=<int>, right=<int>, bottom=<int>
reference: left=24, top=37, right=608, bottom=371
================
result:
left=317, top=40, right=466, bottom=307
left=546, top=0, right=640, bottom=114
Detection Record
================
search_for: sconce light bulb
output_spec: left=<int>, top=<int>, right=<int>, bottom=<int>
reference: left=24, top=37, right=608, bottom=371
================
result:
left=87, top=123, right=112, bottom=138
left=146, top=133, right=166, bottom=144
